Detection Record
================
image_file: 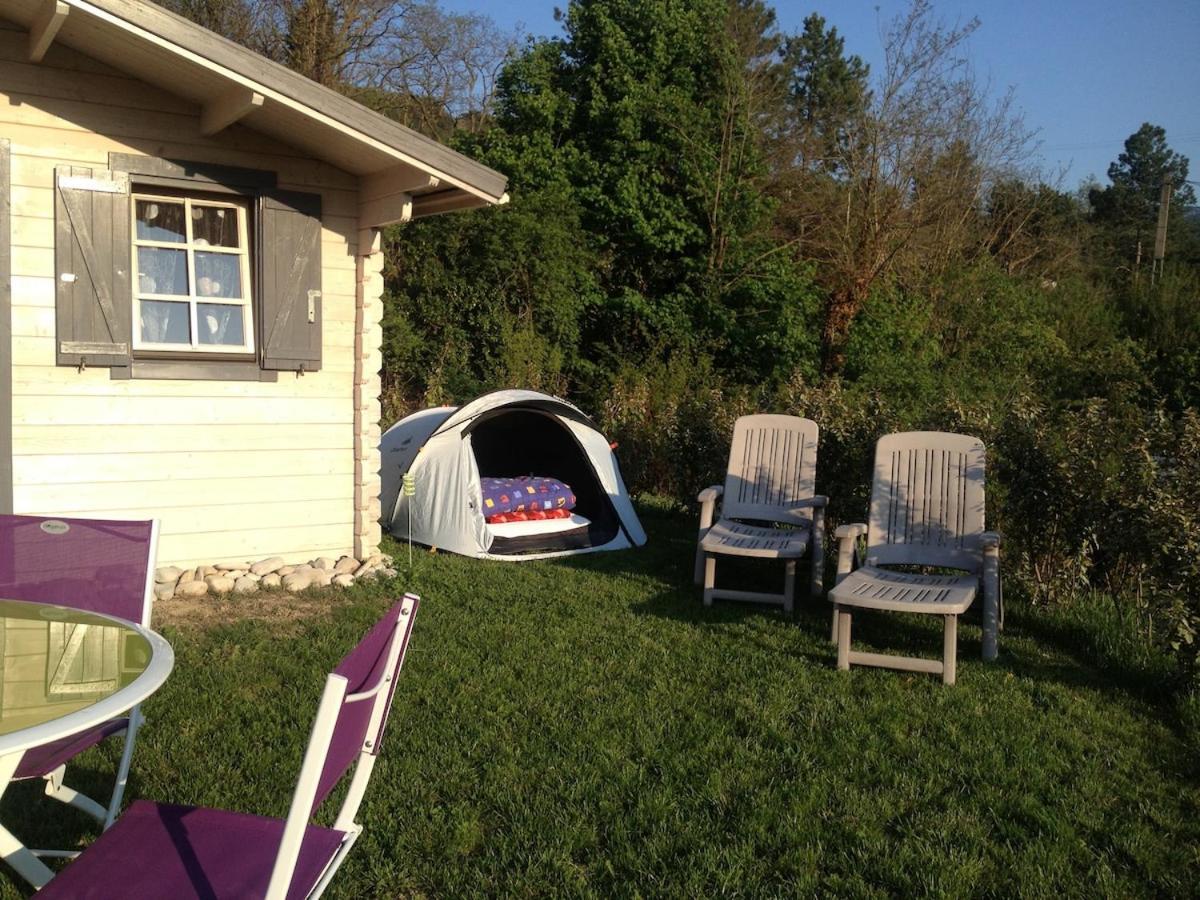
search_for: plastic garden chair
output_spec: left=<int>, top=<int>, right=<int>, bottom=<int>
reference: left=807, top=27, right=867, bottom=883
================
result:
left=0, top=514, right=158, bottom=838
left=827, top=432, right=1001, bottom=685
left=38, top=595, right=420, bottom=899
left=694, top=415, right=827, bottom=613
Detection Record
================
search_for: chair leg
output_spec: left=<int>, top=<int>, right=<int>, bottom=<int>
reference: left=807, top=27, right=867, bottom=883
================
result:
left=836, top=607, right=851, bottom=670
left=43, top=765, right=107, bottom=822
left=982, top=559, right=1000, bottom=662
left=943, top=614, right=958, bottom=686
left=809, top=516, right=825, bottom=599
left=693, top=542, right=706, bottom=586
left=105, top=709, right=141, bottom=828
left=783, top=561, right=795, bottom=614
left=702, top=554, right=716, bottom=607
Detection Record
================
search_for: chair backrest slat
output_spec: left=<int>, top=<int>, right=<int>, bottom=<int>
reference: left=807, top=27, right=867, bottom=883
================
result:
left=0, top=515, right=156, bottom=625
left=866, top=432, right=986, bottom=572
left=722, top=415, right=819, bottom=525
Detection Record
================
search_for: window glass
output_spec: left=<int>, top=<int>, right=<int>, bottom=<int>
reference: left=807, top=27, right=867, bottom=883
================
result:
left=197, top=303, right=246, bottom=346
left=191, top=205, right=239, bottom=248
left=137, top=247, right=188, bottom=295
left=194, top=252, right=242, bottom=299
left=140, top=300, right=191, bottom=344
left=135, top=200, right=185, bottom=243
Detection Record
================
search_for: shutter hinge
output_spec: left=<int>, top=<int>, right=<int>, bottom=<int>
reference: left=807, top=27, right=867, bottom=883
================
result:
left=297, top=363, right=306, bottom=376
left=78, top=357, right=86, bottom=373
left=307, top=290, right=320, bottom=324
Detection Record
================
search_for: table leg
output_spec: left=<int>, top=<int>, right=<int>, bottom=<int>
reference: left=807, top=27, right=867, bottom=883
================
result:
left=0, top=750, right=56, bottom=888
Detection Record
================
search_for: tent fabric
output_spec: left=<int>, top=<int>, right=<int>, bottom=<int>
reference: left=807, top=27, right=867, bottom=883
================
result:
left=380, top=390, right=646, bottom=560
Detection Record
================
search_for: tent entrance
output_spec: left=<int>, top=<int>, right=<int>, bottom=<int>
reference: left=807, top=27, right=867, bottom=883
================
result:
left=467, top=409, right=621, bottom=555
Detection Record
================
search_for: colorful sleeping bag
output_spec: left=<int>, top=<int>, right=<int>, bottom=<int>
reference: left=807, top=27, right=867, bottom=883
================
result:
left=480, top=476, right=576, bottom=521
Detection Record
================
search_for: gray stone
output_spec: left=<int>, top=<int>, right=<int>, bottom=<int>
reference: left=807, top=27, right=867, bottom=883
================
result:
left=154, top=583, right=175, bottom=601
left=206, top=576, right=235, bottom=595
left=260, top=573, right=282, bottom=589
left=277, top=565, right=297, bottom=577
left=176, top=580, right=208, bottom=598
left=154, top=566, right=182, bottom=584
left=333, top=556, right=359, bottom=575
left=282, top=572, right=314, bottom=593
left=314, top=557, right=337, bottom=571
left=311, top=568, right=333, bottom=587
left=233, top=576, right=258, bottom=595
left=241, top=572, right=261, bottom=583
left=332, top=574, right=355, bottom=588
left=214, top=562, right=248, bottom=572
left=380, top=567, right=398, bottom=578
left=250, top=557, right=285, bottom=576
left=353, top=562, right=375, bottom=578
left=198, top=565, right=218, bottom=578
left=178, top=568, right=197, bottom=584
left=225, top=570, right=248, bottom=580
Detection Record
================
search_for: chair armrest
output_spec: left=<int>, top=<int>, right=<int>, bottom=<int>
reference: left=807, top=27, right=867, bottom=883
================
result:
left=981, top=531, right=1002, bottom=552
left=792, top=495, right=829, bottom=509
left=697, top=484, right=723, bottom=533
left=834, top=522, right=867, bottom=584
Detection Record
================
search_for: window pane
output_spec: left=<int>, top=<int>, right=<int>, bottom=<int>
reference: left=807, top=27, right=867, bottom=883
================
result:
left=135, top=200, right=185, bottom=243
left=140, top=300, right=190, bottom=344
left=197, top=303, right=246, bottom=347
left=195, top=252, right=242, bottom=299
left=136, top=247, right=188, bottom=295
left=192, top=205, right=240, bottom=248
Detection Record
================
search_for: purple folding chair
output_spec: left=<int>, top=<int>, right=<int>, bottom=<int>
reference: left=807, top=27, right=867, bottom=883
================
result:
left=0, top=514, right=158, bottom=839
left=39, top=594, right=420, bottom=900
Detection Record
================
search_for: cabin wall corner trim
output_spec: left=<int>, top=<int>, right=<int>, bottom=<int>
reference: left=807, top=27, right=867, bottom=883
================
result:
left=0, top=137, right=12, bottom=514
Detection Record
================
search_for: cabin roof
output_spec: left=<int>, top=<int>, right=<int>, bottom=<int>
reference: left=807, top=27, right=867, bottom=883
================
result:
left=5, top=0, right=508, bottom=219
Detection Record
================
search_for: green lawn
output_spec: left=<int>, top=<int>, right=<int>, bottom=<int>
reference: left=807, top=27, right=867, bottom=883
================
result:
left=2, top=502, right=1198, bottom=897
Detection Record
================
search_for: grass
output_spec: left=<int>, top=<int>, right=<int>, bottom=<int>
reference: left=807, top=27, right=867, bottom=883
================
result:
left=2, top=501, right=1198, bottom=897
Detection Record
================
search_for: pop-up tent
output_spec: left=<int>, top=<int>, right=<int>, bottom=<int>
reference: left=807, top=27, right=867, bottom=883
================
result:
left=380, top=390, right=647, bottom=559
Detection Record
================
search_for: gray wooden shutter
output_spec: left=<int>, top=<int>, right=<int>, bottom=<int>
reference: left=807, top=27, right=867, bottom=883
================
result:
left=55, top=167, right=132, bottom=368
left=259, top=190, right=322, bottom=372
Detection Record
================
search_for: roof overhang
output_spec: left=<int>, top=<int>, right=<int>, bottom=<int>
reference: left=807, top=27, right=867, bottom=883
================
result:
left=4, top=0, right=509, bottom=226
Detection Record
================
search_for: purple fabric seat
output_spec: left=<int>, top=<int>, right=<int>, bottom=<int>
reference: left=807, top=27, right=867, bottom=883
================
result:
left=13, top=719, right=129, bottom=779
left=38, top=596, right=421, bottom=900
left=38, top=801, right=346, bottom=900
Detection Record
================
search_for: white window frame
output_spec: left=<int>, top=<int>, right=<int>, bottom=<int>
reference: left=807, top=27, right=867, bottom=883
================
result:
left=130, top=192, right=256, bottom=354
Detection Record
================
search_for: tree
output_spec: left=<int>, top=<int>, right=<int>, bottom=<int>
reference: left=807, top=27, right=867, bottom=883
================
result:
left=778, top=13, right=869, bottom=172
left=773, top=1, right=1036, bottom=373
left=1089, top=123, right=1197, bottom=271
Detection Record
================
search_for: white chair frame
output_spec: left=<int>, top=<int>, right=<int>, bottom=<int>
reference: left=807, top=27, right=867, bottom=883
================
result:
left=267, top=593, right=418, bottom=899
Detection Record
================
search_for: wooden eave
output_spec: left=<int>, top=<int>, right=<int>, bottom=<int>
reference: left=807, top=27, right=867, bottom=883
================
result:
left=3, top=0, right=509, bottom=227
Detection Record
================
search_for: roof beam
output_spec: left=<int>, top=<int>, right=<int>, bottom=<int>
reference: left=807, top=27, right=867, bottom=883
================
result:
left=29, top=0, right=69, bottom=63
left=200, top=86, right=265, bottom=137
left=359, top=192, right=412, bottom=230
left=412, top=190, right=507, bottom=219
left=361, top=167, right=441, bottom=199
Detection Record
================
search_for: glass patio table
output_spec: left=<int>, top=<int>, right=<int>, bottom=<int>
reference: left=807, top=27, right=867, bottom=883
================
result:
left=0, top=598, right=174, bottom=887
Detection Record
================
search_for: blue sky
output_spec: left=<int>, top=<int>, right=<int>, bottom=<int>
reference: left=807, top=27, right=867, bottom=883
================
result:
left=439, top=0, right=1200, bottom=193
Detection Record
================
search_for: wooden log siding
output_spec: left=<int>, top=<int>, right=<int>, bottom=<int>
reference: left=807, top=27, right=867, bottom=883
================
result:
left=0, top=18, right=373, bottom=567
